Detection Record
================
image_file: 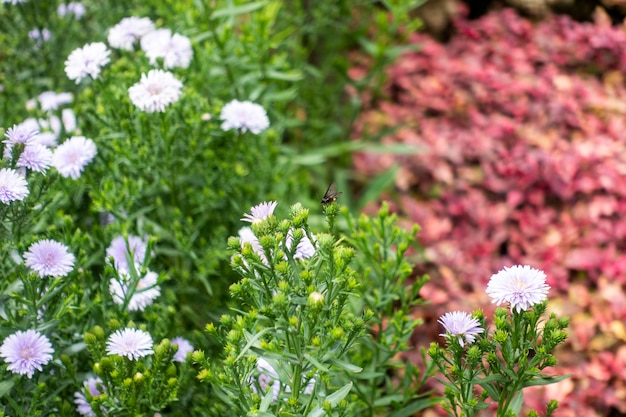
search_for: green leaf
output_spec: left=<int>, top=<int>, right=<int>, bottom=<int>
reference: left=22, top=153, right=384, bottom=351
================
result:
left=509, top=390, right=524, bottom=415
left=328, top=358, right=363, bottom=373
left=211, top=1, right=268, bottom=18
left=0, top=380, right=14, bottom=397
left=388, top=397, right=443, bottom=417
left=522, top=374, right=571, bottom=387
left=326, top=381, right=353, bottom=405
left=304, top=353, right=330, bottom=373
left=234, top=328, right=274, bottom=362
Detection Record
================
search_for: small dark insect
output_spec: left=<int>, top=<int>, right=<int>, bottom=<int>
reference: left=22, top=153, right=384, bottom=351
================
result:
left=321, top=182, right=343, bottom=205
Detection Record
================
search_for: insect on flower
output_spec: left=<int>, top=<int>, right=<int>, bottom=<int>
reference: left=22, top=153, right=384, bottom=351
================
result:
left=321, top=182, right=342, bottom=205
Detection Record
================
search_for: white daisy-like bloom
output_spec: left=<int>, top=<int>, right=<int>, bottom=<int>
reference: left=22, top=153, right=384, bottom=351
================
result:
left=106, top=234, right=148, bottom=273
left=140, top=28, right=193, bottom=69
left=61, top=108, right=77, bottom=133
left=241, top=201, right=277, bottom=223
left=438, top=311, right=484, bottom=348
left=74, top=377, right=104, bottom=417
left=24, top=239, right=75, bottom=278
left=58, top=2, right=85, bottom=19
left=128, top=69, right=183, bottom=113
left=108, top=17, right=155, bottom=51
left=64, top=42, right=111, bottom=84
left=109, top=271, right=160, bottom=312
left=52, top=136, right=97, bottom=179
left=0, top=330, right=53, bottom=378
left=220, top=99, right=270, bottom=134
left=106, top=328, right=154, bottom=360
left=486, top=265, right=551, bottom=313
left=17, top=144, right=53, bottom=173
left=37, top=91, right=73, bottom=112
left=170, top=336, right=194, bottom=363
left=0, top=168, right=29, bottom=204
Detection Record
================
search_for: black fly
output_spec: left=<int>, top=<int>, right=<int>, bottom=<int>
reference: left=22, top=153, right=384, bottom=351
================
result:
left=321, top=182, right=343, bottom=205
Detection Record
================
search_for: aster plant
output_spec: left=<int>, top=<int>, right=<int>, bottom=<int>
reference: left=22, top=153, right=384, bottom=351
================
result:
left=429, top=265, right=569, bottom=417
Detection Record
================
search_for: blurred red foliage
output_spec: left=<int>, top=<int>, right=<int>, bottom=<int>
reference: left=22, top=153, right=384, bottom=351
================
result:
left=351, top=7, right=626, bottom=416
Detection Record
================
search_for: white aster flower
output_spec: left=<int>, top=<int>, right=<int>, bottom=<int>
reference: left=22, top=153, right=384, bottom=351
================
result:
left=37, top=91, right=73, bottom=112
left=241, top=201, right=277, bottom=223
left=0, top=330, right=54, bottom=378
left=106, top=234, right=148, bottom=273
left=0, top=168, right=29, bottom=204
left=128, top=69, right=183, bottom=113
left=108, top=17, right=155, bottom=50
left=106, top=328, right=153, bottom=360
left=486, top=265, right=550, bottom=313
left=17, top=144, right=53, bottom=173
left=24, top=239, right=75, bottom=278
left=110, top=271, right=160, bottom=312
left=438, top=311, right=484, bottom=347
left=58, top=2, right=85, bottom=19
left=61, top=108, right=77, bottom=133
left=170, top=336, right=194, bottom=362
left=140, top=28, right=192, bottom=69
left=52, top=136, right=97, bottom=179
left=64, top=42, right=111, bottom=83
left=220, top=99, right=270, bottom=134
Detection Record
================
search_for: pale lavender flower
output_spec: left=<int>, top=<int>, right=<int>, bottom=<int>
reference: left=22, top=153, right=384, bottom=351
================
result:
left=486, top=265, right=550, bottom=312
left=24, top=239, right=75, bottom=278
left=128, top=69, right=183, bottom=113
left=64, top=42, right=110, bottom=83
left=106, top=235, right=148, bottom=273
left=61, top=108, right=77, bottom=133
left=28, top=28, right=51, bottom=44
left=287, top=229, right=315, bottom=260
left=0, top=330, right=53, bottom=378
left=37, top=91, right=73, bottom=112
left=140, top=28, right=192, bottom=69
left=108, top=17, right=155, bottom=50
left=58, top=2, right=85, bottom=19
left=106, top=328, right=153, bottom=360
left=4, top=123, right=39, bottom=147
left=220, top=99, right=270, bottom=134
left=241, top=201, right=277, bottom=223
left=171, top=336, right=193, bottom=362
left=52, top=136, right=97, bottom=179
left=0, top=168, right=29, bottom=204
left=74, top=377, right=104, bottom=417
left=252, top=358, right=281, bottom=401
left=110, top=271, right=160, bottom=311
left=17, top=144, right=53, bottom=173
left=238, top=226, right=268, bottom=265
left=438, top=311, right=484, bottom=347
